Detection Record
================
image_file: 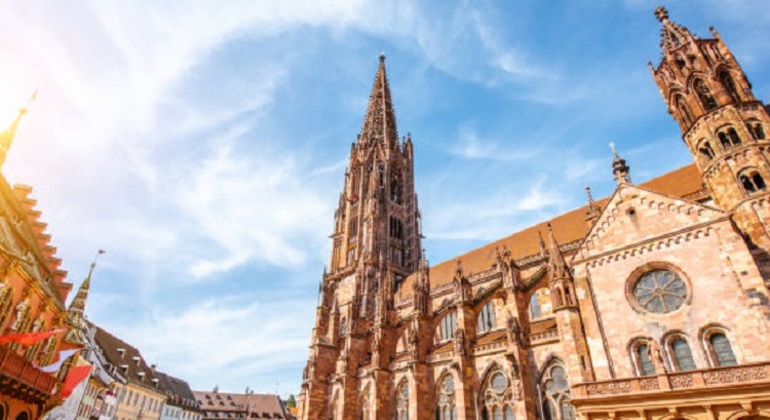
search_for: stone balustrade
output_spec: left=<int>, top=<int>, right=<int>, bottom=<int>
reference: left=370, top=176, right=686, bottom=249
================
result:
left=572, top=361, right=770, bottom=399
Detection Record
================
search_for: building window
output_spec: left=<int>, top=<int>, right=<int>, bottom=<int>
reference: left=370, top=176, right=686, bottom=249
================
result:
left=697, top=140, right=715, bottom=162
left=739, top=169, right=767, bottom=194
left=634, top=342, right=656, bottom=376
left=747, top=121, right=766, bottom=140
left=530, top=294, right=541, bottom=319
left=436, top=375, right=456, bottom=420
left=541, top=363, right=574, bottom=420
left=719, top=71, right=741, bottom=103
left=675, top=95, right=693, bottom=128
left=694, top=78, right=717, bottom=111
left=395, top=380, right=409, bottom=420
left=477, top=301, right=496, bottom=334
left=0, top=284, right=13, bottom=330
left=669, top=337, right=697, bottom=371
left=632, top=269, right=687, bottom=314
left=480, top=369, right=514, bottom=420
left=339, top=317, right=347, bottom=337
left=360, top=386, right=371, bottom=420
left=439, top=312, right=457, bottom=342
left=707, top=332, right=737, bottom=367
left=717, top=127, right=742, bottom=149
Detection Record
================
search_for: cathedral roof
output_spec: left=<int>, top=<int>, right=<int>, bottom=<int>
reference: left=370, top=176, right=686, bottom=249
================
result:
left=402, top=164, right=702, bottom=290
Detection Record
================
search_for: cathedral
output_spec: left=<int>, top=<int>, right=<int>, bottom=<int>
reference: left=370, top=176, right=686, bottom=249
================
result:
left=298, top=7, right=770, bottom=420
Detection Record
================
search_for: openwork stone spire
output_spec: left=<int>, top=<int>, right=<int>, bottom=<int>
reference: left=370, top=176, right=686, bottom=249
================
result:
left=359, top=54, right=399, bottom=149
left=655, top=6, right=697, bottom=54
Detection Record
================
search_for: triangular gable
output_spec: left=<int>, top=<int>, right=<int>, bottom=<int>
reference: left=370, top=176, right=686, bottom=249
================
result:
left=574, top=183, right=727, bottom=261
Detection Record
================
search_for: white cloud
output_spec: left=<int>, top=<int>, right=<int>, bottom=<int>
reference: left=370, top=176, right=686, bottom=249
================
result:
left=449, top=125, right=541, bottom=161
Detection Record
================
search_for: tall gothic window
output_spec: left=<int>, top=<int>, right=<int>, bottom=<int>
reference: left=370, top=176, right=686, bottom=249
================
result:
left=396, top=380, right=409, bottom=420
left=436, top=375, right=456, bottom=420
left=669, top=337, right=697, bottom=371
left=439, top=312, right=457, bottom=342
left=480, top=369, right=514, bottom=420
left=477, top=301, right=496, bottom=334
left=719, top=71, right=741, bottom=103
left=329, top=391, right=339, bottom=420
left=530, top=294, right=541, bottom=319
left=676, top=95, right=693, bottom=127
left=694, top=78, right=717, bottom=111
left=708, top=332, right=737, bottom=367
left=541, top=363, right=574, bottom=420
left=360, top=386, right=371, bottom=420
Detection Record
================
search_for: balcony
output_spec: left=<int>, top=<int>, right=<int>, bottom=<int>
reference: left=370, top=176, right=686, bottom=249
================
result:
left=0, top=345, right=57, bottom=404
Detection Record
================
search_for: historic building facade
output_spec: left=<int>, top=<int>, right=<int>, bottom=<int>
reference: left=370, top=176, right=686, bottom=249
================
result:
left=298, top=8, right=770, bottom=420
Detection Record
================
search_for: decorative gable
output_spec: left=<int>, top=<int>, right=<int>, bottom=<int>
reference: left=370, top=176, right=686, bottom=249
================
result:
left=575, top=184, right=727, bottom=262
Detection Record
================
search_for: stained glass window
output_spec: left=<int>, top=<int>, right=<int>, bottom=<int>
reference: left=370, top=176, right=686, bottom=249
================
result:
left=636, top=344, right=655, bottom=376
left=671, top=338, right=696, bottom=371
left=633, top=270, right=686, bottom=314
left=710, top=333, right=737, bottom=366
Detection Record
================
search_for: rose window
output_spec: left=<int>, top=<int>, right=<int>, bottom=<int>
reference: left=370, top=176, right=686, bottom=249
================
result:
left=632, top=270, right=687, bottom=314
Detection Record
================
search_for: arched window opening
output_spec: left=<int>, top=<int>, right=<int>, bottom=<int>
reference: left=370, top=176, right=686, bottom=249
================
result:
left=676, top=96, right=693, bottom=127
left=480, top=370, right=514, bottom=420
left=436, top=375, right=456, bottom=420
left=718, top=127, right=742, bottom=149
left=390, top=173, right=402, bottom=205
left=439, top=312, right=457, bottom=342
left=635, top=343, right=656, bottom=376
left=670, top=338, right=697, bottom=371
left=395, top=381, right=409, bottom=420
left=709, top=333, right=737, bottom=367
left=360, top=387, right=371, bottom=420
left=697, top=140, right=715, bottom=162
left=477, top=302, right=496, bottom=334
left=694, top=79, right=717, bottom=111
left=747, top=122, right=766, bottom=140
left=719, top=71, right=741, bottom=103
left=739, top=169, right=767, bottom=194
left=541, top=363, right=574, bottom=420
left=530, top=294, right=541, bottom=319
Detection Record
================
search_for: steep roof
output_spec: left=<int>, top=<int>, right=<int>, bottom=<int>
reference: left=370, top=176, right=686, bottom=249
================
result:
left=402, top=164, right=703, bottom=290
left=93, top=325, right=160, bottom=393
left=156, top=371, right=200, bottom=411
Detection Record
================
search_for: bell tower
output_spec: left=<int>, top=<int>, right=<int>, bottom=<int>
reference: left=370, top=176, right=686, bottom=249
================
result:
left=650, top=7, right=770, bottom=251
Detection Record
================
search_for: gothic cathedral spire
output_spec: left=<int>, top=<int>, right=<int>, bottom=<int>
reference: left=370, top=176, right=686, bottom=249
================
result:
left=650, top=7, right=770, bottom=251
left=328, top=55, right=422, bottom=278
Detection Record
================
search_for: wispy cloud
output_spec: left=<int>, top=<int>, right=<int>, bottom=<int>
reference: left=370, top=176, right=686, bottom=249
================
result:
left=449, top=125, right=541, bottom=161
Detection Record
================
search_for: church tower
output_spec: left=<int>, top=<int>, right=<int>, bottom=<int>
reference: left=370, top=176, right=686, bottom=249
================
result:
left=650, top=7, right=770, bottom=252
left=299, top=56, right=422, bottom=420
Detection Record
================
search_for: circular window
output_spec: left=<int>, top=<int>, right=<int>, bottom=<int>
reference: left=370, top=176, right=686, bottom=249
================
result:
left=632, top=270, right=687, bottom=314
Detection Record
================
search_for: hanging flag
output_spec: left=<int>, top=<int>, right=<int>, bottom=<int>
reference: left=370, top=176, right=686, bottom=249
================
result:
left=38, top=348, right=80, bottom=373
left=0, top=329, right=64, bottom=346
left=61, top=365, right=92, bottom=398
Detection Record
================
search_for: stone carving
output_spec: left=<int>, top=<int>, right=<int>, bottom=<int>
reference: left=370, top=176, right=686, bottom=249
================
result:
left=506, top=313, right=521, bottom=345
left=669, top=374, right=694, bottom=389
left=585, top=381, right=631, bottom=396
left=638, top=377, right=660, bottom=391
left=703, top=366, right=768, bottom=385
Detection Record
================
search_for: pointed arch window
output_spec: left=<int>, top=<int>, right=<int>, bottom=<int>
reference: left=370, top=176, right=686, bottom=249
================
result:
left=439, top=312, right=457, bottom=342
left=719, top=71, right=741, bottom=103
left=480, top=369, right=514, bottom=420
left=739, top=168, right=767, bottom=194
left=477, top=301, right=496, bottom=334
left=436, top=375, right=456, bottom=420
left=669, top=337, right=696, bottom=371
left=718, top=126, right=742, bottom=150
left=675, top=95, right=693, bottom=128
left=694, top=79, right=717, bottom=111
left=395, top=381, right=409, bottom=420
left=541, top=363, right=574, bottom=420
left=530, top=294, right=541, bottom=319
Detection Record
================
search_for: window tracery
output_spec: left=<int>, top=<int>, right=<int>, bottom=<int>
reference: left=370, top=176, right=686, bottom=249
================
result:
left=436, top=375, right=456, bottom=420
left=694, top=78, right=717, bottom=111
left=719, top=71, right=741, bottom=103
left=676, top=95, right=693, bottom=127
left=480, top=369, right=514, bottom=420
left=631, top=269, right=687, bottom=314
left=395, top=380, right=409, bottom=420
left=438, top=312, right=457, bottom=342
left=478, top=301, right=496, bottom=334
left=540, top=363, right=574, bottom=420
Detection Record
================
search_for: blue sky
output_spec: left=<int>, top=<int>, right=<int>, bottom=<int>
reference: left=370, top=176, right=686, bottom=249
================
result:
left=1, top=0, right=769, bottom=398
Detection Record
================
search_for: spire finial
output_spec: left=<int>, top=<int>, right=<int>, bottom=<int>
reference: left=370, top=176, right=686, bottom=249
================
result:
left=585, top=185, right=595, bottom=204
left=0, top=91, right=37, bottom=170
left=610, top=142, right=631, bottom=185
left=654, top=6, right=668, bottom=23
left=379, top=52, right=386, bottom=63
